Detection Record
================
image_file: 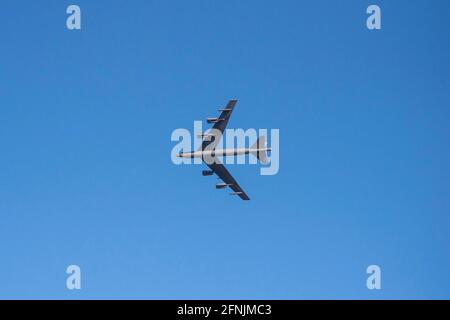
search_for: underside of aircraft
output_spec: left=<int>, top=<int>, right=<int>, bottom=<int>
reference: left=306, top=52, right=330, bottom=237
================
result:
left=177, top=100, right=270, bottom=200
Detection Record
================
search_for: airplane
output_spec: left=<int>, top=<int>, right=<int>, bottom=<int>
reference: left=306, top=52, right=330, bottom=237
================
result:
left=177, top=99, right=271, bottom=200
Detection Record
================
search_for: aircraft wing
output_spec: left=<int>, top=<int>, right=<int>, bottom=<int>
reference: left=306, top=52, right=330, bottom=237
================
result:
left=201, top=99, right=237, bottom=151
left=206, top=159, right=250, bottom=201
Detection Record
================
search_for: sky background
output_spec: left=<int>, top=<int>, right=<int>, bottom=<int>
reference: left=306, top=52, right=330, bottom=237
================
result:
left=0, top=0, right=449, bottom=299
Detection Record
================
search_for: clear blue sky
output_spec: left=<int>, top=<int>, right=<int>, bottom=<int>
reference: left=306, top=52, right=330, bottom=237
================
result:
left=0, top=0, right=449, bottom=299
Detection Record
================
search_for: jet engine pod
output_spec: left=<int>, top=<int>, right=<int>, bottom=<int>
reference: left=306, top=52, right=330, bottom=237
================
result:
left=202, top=170, right=214, bottom=176
left=207, top=118, right=224, bottom=124
left=216, top=183, right=230, bottom=189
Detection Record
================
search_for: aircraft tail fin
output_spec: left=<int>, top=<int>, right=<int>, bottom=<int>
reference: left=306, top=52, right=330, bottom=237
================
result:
left=251, top=136, right=269, bottom=164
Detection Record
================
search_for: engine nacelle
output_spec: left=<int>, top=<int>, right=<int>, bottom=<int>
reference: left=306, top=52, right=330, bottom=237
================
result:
left=202, top=170, right=214, bottom=176
left=196, top=133, right=214, bottom=139
left=216, top=183, right=230, bottom=189
left=207, top=118, right=224, bottom=124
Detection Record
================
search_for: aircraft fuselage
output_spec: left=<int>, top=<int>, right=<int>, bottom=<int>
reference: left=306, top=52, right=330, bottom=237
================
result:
left=178, top=148, right=271, bottom=159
